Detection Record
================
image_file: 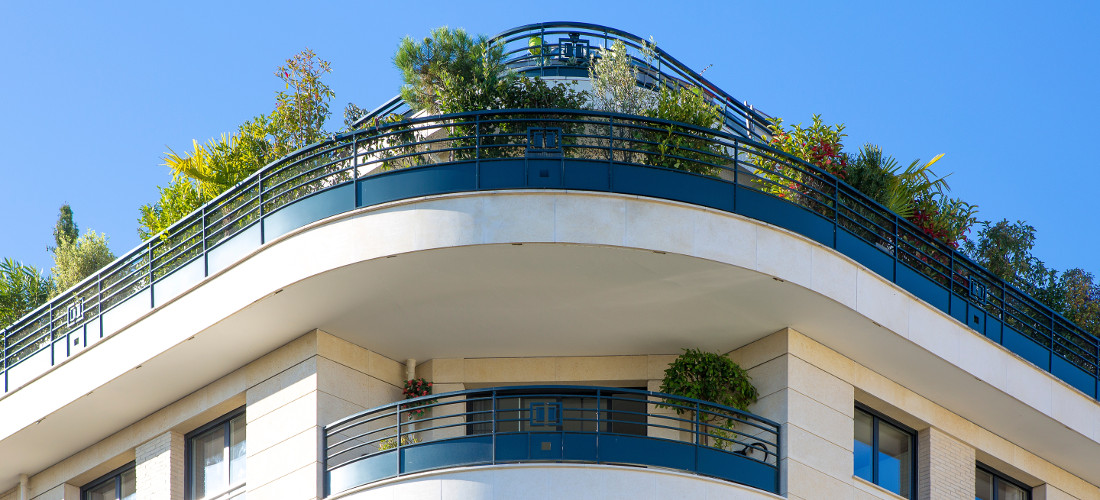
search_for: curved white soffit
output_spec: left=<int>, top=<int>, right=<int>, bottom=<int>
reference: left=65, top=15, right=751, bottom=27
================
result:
left=2, top=190, right=1098, bottom=489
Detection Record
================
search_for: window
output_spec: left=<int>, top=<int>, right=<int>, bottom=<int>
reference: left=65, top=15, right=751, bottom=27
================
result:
left=186, top=408, right=246, bottom=500
left=976, top=463, right=1030, bottom=500
left=82, top=462, right=136, bottom=500
left=854, top=405, right=915, bottom=498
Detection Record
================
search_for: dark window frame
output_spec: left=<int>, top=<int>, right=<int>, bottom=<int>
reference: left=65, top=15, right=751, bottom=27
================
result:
left=184, top=407, right=245, bottom=500
left=977, top=462, right=1032, bottom=500
left=81, top=461, right=136, bottom=500
left=855, top=403, right=918, bottom=499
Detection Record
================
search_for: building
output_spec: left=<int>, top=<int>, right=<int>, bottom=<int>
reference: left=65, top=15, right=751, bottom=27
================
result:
left=2, top=21, right=1099, bottom=500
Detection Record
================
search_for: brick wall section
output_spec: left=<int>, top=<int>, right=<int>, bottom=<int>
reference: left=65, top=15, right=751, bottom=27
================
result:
left=917, top=427, right=974, bottom=500
left=135, top=431, right=184, bottom=500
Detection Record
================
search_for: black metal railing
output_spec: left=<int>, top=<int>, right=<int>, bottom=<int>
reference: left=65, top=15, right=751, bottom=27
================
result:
left=322, top=386, right=782, bottom=496
left=3, top=108, right=1098, bottom=402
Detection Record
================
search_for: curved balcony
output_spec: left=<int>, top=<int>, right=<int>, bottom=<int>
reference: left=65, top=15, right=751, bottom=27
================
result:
left=322, top=386, right=781, bottom=496
left=356, top=21, right=773, bottom=141
left=2, top=107, right=1098, bottom=404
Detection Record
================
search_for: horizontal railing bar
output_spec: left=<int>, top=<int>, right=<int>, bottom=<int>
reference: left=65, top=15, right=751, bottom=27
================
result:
left=7, top=107, right=1100, bottom=401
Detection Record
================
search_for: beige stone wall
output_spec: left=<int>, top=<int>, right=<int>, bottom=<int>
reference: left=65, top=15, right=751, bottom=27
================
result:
left=12, top=324, right=1100, bottom=500
left=17, top=330, right=403, bottom=500
left=246, top=332, right=403, bottom=500
left=729, top=328, right=1099, bottom=500
left=135, top=431, right=183, bottom=500
left=917, top=427, right=974, bottom=500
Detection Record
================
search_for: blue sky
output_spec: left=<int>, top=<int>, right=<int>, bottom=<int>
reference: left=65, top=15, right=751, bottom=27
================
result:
left=2, top=1, right=1098, bottom=277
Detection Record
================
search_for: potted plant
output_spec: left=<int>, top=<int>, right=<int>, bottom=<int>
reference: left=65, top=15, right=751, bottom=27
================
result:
left=401, top=377, right=436, bottom=420
left=659, top=348, right=758, bottom=450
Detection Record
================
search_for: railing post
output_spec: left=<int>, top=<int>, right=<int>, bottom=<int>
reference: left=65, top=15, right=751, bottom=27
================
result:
left=201, top=205, right=209, bottom=277
left=608, top=116, right=615, bottom=188
left=321, top=425, right=328, bottom=497
left=3, top=326, right=7, bottom=393
left=48, top=302, right=54, bottom=367
left=257, top=175, right=265, bottom=244
left=491, top=389, right=497, bottom=465
left=595, top=389, right=601, bottom=463
left=148, top=242, right=154, bottom=308
left=833, top=175, right=839, bottom=248
left=950, top=252, right=956, bottom=318
left=397, top=407, right=403, bottom=475
left=352, top=136, right=360, bottom=208
left=475, top=115, right=481, bottom=189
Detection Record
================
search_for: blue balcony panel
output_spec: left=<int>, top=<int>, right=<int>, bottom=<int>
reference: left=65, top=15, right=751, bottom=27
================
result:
left=736, top=187, right=832, bottom=247
left=1003, top=327, right=1051, bottom=371
left=896, top=264, right=949, bottom=313
left=1052, top=355, right=1098, bottom=399
left=836, top=228, right=894, bottom=281
left=264, top=184, right=355, bottom=241
left=361, top=162, right=477, bottom=206
left=207, top=224, right=261, bottom=275
left=613, top=164, right=734, bottom=213
left=403, top=435, right=494, bottom=474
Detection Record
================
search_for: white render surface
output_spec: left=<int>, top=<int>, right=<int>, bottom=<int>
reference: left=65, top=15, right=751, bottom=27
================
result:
left=333, top=464, right=783, bottom=500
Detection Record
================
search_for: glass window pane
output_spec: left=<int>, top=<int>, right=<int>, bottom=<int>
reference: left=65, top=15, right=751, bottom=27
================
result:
left=853, top=409, right=873, bottom=482
left=85, top=481, right=116, bottom=500
left=876, top=421, right=911, bottom=498
left=997, top=479, right=1028, bottom=500
left=120, top=468, right=137, bottom=500
left=191, top=426, right=227, bottom=498
left=975, top=468, right=993, bottom=500
left=229, top=415, right=246, bottom=484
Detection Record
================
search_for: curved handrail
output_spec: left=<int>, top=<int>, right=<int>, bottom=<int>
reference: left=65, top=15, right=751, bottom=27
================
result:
left=322, top=385, right=782, bottom=495
left=487, top=21, right=772, bottom=138
left=2, top=108, right=1097, bottom=404
left=352, top=21, right=772, bottom=140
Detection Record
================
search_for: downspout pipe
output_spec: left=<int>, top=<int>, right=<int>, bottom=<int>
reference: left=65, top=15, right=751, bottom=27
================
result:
left=18, top=474, right=28, bottom=500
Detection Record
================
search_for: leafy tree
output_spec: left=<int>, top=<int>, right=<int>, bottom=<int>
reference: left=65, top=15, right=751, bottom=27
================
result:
left=139, top=49, right=335, bottom=239
left=659, top=348, right=758, bottom=450
left=963, top=219, right=1050, bottom=291
left=138, top=173, right=206, bottom=240
left=0, top=259, right=52, bottom=328
left=1057, top=268, right=1100, bottom=334
left=343, top=102, right=368, bottom=130
left=53, top=204, right=78, bottom=249
left=395, top=27, right=508, bottom=115
left=659, top=348, right=758, bottom=412
left=273, top=48, right=335, bottom=152
left=51, top=230, right=115, bottom=296
left=640, top=85, right=725, bottom=175
left=587, top=39, right=657, bottom=116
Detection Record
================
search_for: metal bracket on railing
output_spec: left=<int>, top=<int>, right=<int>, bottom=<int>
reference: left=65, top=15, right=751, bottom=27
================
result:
left=970, top=280, right=988, bottom=307
left=529, top=402, right=562, bottom=426
left=557, top=33, right=591, bottom=64
left=526, top=128, right=563, bottom=158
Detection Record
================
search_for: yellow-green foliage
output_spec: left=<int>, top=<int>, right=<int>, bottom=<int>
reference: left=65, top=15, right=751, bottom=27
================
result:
left=0, top=259, right=52, bottom=328
left=51, top=230, right=115, bottom=296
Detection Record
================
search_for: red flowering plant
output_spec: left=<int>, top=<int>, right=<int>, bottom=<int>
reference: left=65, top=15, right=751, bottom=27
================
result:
left=752, top=115, right=849, bottom=216
left=401, top=378, right=436, bottom=420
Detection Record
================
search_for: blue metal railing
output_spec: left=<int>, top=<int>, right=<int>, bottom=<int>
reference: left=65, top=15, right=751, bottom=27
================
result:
left=353, top=21, right=773, bottom=141
left=2, top=108, right=1098, bottom=403
left=322, top=386, right=782, bottom=496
